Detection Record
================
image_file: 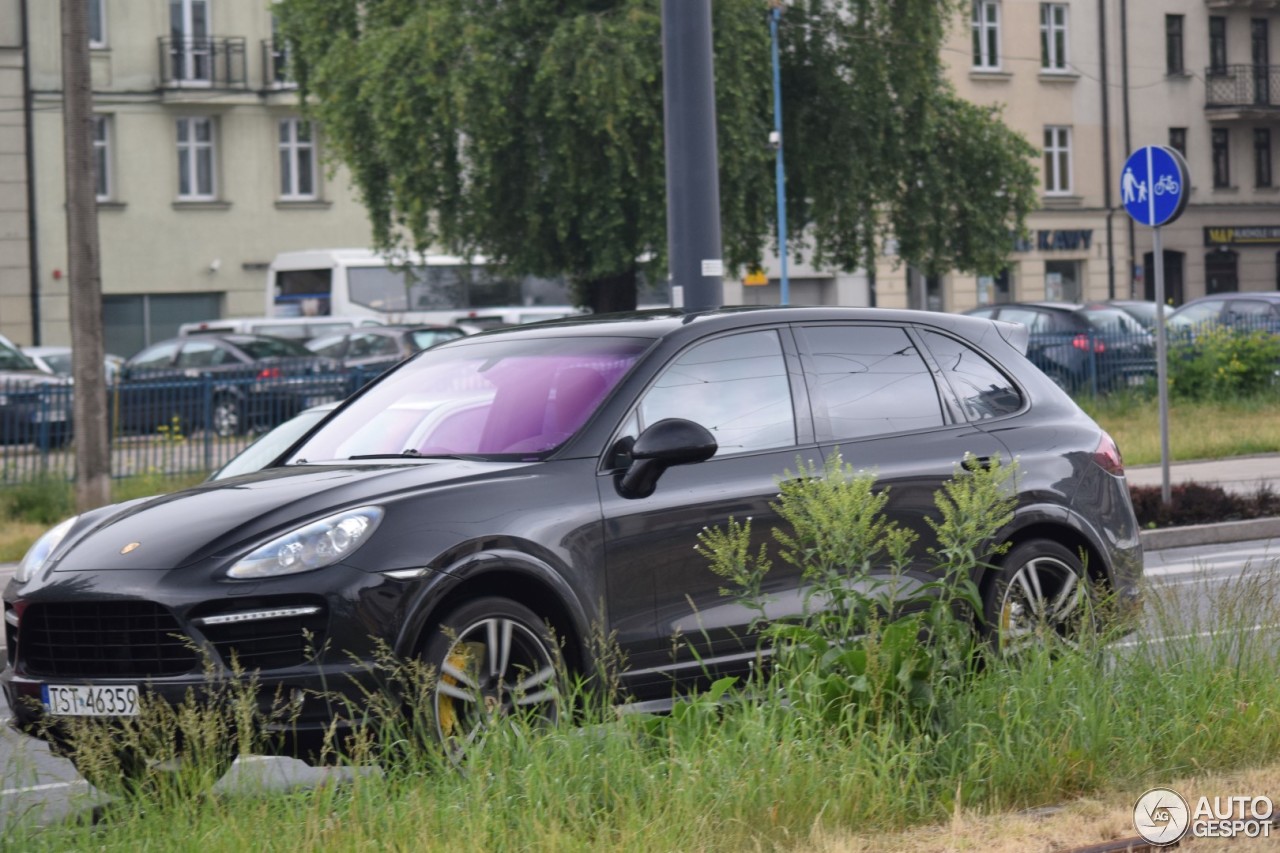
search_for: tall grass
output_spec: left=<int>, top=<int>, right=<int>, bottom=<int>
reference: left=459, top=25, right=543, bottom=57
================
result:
left=5, top=461, right=1280, bottom=850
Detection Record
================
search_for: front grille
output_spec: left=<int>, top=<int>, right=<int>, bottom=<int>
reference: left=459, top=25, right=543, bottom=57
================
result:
left=20, top=601, right=199, bottom=678
left=198, top=607, right=328, bottom=671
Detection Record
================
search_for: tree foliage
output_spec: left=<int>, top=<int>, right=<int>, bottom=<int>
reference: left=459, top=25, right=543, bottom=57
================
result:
left=277, top=0, right=1038, bottom=310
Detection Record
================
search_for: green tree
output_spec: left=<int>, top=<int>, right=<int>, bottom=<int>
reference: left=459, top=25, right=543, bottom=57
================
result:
left=277, top=0, right=1038, bottom=312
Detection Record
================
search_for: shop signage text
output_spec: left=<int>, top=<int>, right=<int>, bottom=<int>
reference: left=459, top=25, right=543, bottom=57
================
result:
left=1204, top=226, right=1280, bottom=247
left=1012, top=230, right=1094, bottom=253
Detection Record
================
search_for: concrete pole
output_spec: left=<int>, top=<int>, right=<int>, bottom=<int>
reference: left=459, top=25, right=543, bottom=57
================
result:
left=61, top=0, right=112, bottom=509
left=661, top=0, right=724, bottom=312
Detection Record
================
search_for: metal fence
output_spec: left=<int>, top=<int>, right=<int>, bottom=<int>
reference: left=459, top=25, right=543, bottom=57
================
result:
left=0, top=366, right=382, bottom=485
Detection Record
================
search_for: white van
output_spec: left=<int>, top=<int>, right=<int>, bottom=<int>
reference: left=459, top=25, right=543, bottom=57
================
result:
left=178, top=315, right=384, bottom=341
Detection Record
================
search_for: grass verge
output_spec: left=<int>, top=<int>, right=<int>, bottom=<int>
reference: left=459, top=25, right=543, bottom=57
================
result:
left=1083, top=393, right=1280, bottom=466
left=3, top=464, right=1278, bottom=851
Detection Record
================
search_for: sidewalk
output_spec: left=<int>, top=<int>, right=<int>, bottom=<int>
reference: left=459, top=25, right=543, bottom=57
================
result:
left=1127, top=453, right=1280, bottom=550
left=1125, top=452, right=1280, bottom=496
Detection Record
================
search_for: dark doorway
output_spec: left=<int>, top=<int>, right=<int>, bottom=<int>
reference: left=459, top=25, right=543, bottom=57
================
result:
left=1206, top=249, right=1240, bottom=294
left=1253, top=19, right=1271, bottom=105
left=1143, top=250, right=1185, bottom=305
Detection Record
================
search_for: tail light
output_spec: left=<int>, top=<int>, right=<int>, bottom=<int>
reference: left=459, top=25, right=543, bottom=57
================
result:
left=1072, top=334, right=1105, bottom=354
left=1093, top=432, right=1125, bottom=476
left=256, top=366, right=282, bottom=380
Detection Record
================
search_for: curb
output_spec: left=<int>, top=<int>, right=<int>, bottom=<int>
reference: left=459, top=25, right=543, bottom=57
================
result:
left=1139, top=516, right=1280, bottom=551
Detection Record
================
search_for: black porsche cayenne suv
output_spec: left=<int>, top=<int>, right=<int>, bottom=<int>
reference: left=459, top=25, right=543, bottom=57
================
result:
left=3, top=307, right=1142, bottom=775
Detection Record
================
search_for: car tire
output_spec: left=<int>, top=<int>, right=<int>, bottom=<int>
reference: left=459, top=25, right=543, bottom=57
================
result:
left=420, top=596, right=562, bottom=758
left=982, top=539, right=1092, bottom=656
left=211, top=396, right=242, bottom=438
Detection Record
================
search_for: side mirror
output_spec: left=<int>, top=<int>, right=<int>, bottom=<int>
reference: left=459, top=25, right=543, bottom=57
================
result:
left=616, top=418, right=717, bottom=499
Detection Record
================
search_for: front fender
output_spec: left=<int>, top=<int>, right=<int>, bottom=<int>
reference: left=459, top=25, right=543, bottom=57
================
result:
left=394, top=548, right=597, bottom=672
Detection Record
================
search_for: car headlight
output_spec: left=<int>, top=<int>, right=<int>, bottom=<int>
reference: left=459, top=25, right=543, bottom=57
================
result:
left=227, top=506, right=384, bottom=579
left=16, top=515, right=78, bottom=584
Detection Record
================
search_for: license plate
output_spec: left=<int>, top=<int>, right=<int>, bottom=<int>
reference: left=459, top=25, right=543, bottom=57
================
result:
left=41, top=684, right=140, bottom=717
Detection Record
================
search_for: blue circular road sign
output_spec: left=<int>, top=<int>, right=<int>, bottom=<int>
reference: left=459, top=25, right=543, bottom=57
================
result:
left=1121, top=146, right=1189, bottom=227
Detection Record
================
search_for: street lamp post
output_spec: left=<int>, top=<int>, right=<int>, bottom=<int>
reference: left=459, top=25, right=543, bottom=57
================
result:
left=769, top=1, right=790, bottom=305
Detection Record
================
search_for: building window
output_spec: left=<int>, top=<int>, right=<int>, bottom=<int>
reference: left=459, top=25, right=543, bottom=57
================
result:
left=279, top=119, right=317, bottom=200
left=1168, top=127, right=1187, bottom=160
left=1043, top=126, right=1072, bottom=195
left=1213, top=128, right=1231, bottom=188
left=976, top=267, right=1014, bottom=305
left=176, top=116, right=216, bottom=200
left=1044, top=260, right=1081, bottom=302
left=972, top=1, right=1000, bottom=70
left=92, top=114, right=111, bottom=201
left=1256, top=128, right=1273, bottom=188
left=88, top=0, right=106, bottom=48
left=1040, top=4, right=1068, bottom=71
left=1209, top=17, right=1228, bottom=74
left=1166, top=15, right=1185, bottom=75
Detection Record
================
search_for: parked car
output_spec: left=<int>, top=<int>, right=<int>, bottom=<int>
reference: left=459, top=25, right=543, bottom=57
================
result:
left=0, top=336, right=73, bottom=447
left=178, top=315, right=385, bottom=341
left=114, top=334, right=347, bottom=437
left=4, top=307, right=1143, bottom=784
left=305, top=324, right=471, bottom=377
left=1167, top=292, right=1280, bottom=336
left=964, top=301, right=1155, bottom=392
left=1092, top=300, right=1169, bottom=332
left=22, top=345, right=126, bottom=384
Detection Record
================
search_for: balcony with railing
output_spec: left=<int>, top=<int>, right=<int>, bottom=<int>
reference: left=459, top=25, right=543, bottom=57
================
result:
left=158, top=36, right=248, bottom=90
left=1205, top=64, right=1280, bottom=120
left=261, top=39, right=297, bottom=91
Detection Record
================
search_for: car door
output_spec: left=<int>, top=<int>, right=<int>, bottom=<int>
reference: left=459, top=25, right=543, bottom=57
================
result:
left=598, top=327, right=821, bottom=699
left=116, top=342, right=181, bottom=432
left=793, top=322, right=1011, bottom=600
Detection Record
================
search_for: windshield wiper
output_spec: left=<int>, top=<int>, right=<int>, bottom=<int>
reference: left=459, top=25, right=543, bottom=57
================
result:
left=348, top=450, right=483, bottom=461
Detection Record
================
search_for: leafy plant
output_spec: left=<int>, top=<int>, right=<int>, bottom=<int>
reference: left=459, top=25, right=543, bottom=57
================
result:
left=1168, top=325, right=1280, bottom=401
left=697, top=451, right=1017, bottom=732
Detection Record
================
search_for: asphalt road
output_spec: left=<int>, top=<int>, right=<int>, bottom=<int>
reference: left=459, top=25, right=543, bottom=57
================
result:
left=1, top=536, right=1279, bottom=830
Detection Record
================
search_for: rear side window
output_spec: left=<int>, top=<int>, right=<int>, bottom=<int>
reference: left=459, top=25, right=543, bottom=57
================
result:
left=799, top=325, right=944, bottom=441
left=921, top=331, right=1023, bottom=420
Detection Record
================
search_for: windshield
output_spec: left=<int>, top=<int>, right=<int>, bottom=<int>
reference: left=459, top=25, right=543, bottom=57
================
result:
left=0, top=341, right=39, bottom=371
left=291, top=336, right=649, bottom=461
left=235, top=337, right=314, bottom=358
left=1080, top=307, right=1150, bottom=336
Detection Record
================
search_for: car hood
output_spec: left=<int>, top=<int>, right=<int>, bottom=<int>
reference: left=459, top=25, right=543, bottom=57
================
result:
left=48, top=459, right=533, bottom=573
left=0, top=370, right=69, bottom=388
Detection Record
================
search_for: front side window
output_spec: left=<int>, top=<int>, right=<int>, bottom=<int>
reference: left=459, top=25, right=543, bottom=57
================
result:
left=972, top=1, right=1001, bottom=70
left=800, top=325, right=944, bottom=441
left=1213, top=128, right=1231, bottom=188
left=921, top=330, right=1022, bottom=421
left=1040, top=4, right=1068, bottom=71
left=92, top=114, right=111, bottom=201
left=1256, top=128, right=1273, bottom=188
left=1043, top=126, right=1072, bottom=194
left=88, top=0, right=106, bottom=47
left=1166, top=15, right=1185, bottom=75
left=637, top=331, right=795, bottom=456
left=279, top=118, right=317, bottom=200
left=176, top=116, right=216, bottom=200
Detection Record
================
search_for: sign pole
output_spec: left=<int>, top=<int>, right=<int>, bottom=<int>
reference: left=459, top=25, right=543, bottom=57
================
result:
left=1152, top=226, right=1171, bottom=505
left=1122, top=144, right=1187, bottom=509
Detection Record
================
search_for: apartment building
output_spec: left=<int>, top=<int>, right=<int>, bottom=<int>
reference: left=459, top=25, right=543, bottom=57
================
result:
left=870, top=0, right=1280, bottom=310
left=4, top=0, right=372, bottom=356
